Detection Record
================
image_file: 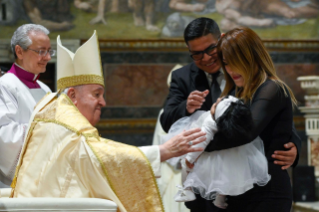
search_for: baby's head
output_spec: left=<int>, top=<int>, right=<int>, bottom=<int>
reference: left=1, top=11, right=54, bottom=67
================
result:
left=215, top=96, right=253, bottom=141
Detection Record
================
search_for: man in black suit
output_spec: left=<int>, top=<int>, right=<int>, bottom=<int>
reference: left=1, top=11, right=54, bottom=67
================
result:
left=160, top=18, right=223, bottom=133
left=160, top=17, right=300, bottom=212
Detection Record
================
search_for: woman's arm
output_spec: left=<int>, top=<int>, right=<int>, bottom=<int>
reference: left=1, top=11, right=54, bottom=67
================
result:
left=271, top=124, right=301, bottom=168
left=206, top=80, right=289, bottom=151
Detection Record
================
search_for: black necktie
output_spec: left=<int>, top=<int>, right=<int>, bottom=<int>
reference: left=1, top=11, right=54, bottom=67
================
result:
left=211, top=72, right=221, bottom=104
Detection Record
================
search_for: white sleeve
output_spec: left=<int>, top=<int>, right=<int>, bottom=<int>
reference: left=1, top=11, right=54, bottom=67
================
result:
left=138, top=146, right=161, bottom=178
left=0, top=84, right=27, bottom=181
left=186, top=115, right=218, bottom=164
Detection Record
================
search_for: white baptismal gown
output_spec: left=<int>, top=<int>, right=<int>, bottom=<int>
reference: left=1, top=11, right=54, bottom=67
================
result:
left=164, top=110, right=271, bottom=200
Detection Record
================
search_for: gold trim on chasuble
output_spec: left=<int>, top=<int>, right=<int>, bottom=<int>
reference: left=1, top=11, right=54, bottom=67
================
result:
left=57, top=74, right=105, bottom=90
left=11, top=94, right=164, bottom=212
left=87, top=139, right=164, bottom=212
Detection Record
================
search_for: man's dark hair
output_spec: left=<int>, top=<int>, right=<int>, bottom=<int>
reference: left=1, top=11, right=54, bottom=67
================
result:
left=184, top=17, right=221, bottom=45
left=216, top=100, right=253, bottom=141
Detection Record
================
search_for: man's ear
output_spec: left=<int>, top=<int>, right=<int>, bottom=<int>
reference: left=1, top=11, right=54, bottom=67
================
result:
left=221, top=33, right=225, bottom=38
left=15, top=45, right=24, bottom=60
left=67, top=87, right=77, bottom=105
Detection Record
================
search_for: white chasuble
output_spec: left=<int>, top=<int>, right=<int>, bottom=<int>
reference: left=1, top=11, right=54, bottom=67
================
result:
left=0, top=73, right=51, bottom=186
left=12, top=94, right=164, bottom=212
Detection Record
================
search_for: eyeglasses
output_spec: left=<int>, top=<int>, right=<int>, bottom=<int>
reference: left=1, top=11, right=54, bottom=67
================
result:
left=27, top=48, right=56, bottom=57
left=189, top=44, right=217, bottom=61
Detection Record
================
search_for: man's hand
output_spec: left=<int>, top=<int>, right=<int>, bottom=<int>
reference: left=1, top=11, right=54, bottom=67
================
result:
left=272, top=142, right=297, bottom=170
left=159, top=128, right=206, bottom=162
left=186, top=90, right=209, bottom=114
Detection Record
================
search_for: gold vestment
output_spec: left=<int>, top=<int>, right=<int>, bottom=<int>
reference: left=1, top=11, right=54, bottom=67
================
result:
left=12, top=94, right=164, bottom=212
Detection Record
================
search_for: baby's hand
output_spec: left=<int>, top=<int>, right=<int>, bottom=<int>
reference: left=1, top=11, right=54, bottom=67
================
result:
left=185, top=159, right=194, bottom=169
left=210, top=103, right=217, bottom=117
left=210, top=97, right=223, bottom=118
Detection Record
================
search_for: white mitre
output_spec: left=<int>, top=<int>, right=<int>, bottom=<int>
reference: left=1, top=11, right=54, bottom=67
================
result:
left=56, top=30, right=105, bottom=91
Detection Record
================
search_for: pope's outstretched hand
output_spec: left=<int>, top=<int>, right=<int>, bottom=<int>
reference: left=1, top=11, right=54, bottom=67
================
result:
left=159, top=128, right=206, bottom=162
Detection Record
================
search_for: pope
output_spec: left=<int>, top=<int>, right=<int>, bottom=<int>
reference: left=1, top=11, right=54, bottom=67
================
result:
left=11, top=31, right=206, bottom=212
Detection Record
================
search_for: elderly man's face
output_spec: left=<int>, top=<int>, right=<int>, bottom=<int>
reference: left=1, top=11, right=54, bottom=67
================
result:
left=17, top=32, right=51, bottom=74
left=69, top=84, right=106, bottom=126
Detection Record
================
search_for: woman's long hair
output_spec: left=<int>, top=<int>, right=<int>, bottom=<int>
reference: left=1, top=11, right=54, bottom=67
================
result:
left=217, top=27, right=297, bottom=106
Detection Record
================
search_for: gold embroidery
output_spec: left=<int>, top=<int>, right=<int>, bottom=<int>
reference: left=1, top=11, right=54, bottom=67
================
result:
left=136, top=147, right=165, bottom=211
left=57, top=74, right=105, bottom=90
left=96, top=139, right=164, bottom=212
left=61, top=93, right=76, bottom=107
left=33, top=118, right=100, bottom=141
left=85, top=141, right=115, bottom=193
left=29, top=118, right=163, bottom=211
left=84, top=133, right=100, bottom=141
left=14, top=95, right=163, bottom=211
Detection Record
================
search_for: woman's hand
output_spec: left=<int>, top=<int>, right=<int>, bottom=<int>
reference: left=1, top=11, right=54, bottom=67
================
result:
left=272, top=142, right=297, bottom=170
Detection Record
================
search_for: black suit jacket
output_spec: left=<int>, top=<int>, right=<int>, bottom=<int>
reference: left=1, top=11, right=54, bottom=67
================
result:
left=160, top=62, right=214, bottom=133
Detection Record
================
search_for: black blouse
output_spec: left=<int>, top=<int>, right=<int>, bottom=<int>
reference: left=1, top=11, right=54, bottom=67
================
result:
left=206, top=79, right=300, bottom=162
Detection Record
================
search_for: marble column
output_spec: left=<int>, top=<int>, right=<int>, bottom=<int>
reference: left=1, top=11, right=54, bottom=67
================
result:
left=298, top=76, right=319, bottom=176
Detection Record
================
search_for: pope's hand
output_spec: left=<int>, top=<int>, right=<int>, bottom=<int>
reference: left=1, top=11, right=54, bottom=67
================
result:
left=159, top=128, right=206, bottom=162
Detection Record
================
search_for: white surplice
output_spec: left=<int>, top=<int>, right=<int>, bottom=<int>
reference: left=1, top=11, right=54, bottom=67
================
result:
left=0, top=73, right=51, bottom=186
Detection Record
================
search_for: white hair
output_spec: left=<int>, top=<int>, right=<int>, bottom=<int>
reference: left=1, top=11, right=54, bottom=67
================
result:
left=11, top=24, right=50, bottom=59
left=60, top=85, right=84, bottom=96
left=62, top=88, right=70, bottom=95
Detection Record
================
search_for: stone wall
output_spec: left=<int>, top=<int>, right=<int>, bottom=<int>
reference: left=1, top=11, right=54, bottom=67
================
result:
left=98, top=50, right=319, bottom=168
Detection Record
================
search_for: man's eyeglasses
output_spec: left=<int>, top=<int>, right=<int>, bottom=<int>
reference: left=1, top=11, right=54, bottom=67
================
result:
left=190, top=44, right=217, bottom=61
left=27, top=48, right=56, bottom=57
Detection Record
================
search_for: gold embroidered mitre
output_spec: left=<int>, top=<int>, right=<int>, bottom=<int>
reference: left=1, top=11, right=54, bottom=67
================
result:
left=57, top=31, right=104, bottom=91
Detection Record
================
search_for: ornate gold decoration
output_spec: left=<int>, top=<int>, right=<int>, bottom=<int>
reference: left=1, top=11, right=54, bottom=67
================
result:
left=90, top=137, right=164, bottom=212
left=57, top=74, right=104, bottom=90
left=96, top=119, right=157, bottom=134
left=263, top=40, right=319, bottom=52
left=79, top=39, right=319, bottom=52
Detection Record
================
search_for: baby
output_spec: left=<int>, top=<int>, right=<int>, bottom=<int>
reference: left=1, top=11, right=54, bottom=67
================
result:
left=166, top=96, right=271, bottom=208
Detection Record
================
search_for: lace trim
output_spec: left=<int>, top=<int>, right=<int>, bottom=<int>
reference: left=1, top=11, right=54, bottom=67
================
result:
left=189, top=175, right=271, bottom=200
left=135, top=147, right=165, bottom=211
left=57, top=74, right=105, bottom=90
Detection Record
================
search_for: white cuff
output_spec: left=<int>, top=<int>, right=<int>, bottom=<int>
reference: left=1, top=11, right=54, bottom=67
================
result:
left=139, top=146, right=161, bottom=177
